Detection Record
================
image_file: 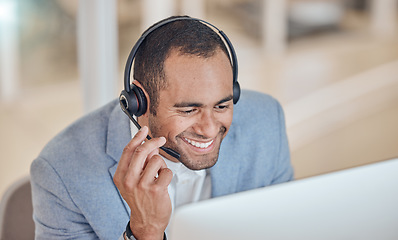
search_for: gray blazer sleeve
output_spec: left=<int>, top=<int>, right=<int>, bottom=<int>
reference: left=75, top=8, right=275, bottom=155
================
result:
left=31, top=157, right=98, bottom=239
left=31, top=157, right=87, bottom=239
left=31, top=157, right=128, bottom=240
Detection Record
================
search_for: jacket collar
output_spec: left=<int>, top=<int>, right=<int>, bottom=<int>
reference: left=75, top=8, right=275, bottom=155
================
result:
left=106, top=102, right=132, bottom=215
left=106, top=102, right=131, bottom=164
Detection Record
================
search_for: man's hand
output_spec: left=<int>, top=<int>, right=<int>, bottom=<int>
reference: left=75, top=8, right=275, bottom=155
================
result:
left=114, top=126, right=173, bottom=240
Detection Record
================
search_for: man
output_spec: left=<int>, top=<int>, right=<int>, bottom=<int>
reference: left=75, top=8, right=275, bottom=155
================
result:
left=31, top=16, right=293, bottom=240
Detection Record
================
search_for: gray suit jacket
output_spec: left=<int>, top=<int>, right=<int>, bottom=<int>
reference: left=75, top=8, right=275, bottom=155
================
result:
left=31, top=90, right=294, bottom=239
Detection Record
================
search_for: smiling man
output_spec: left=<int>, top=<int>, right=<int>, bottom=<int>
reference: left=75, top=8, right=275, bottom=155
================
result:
left=142, top=48, right=233, bottom=170
left=31, top=16, right=294, bottom=240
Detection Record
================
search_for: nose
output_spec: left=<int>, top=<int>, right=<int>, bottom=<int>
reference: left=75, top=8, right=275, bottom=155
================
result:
left=192, top=110, right=219, bottom=138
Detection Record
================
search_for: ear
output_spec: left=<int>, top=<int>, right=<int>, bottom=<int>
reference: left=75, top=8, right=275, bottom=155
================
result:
left=132, top=80, right=150, bottom=117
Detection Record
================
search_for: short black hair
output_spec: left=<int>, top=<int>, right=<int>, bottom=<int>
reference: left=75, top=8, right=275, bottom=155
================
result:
left=133, top=16, right=230, bottom=115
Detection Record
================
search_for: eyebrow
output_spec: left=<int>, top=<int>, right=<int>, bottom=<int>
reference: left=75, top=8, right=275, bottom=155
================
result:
left=173, top=95, right=234, bottom=108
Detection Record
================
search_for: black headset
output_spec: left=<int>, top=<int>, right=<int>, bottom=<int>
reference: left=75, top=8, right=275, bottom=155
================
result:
left=119, top=16, right=240, bottom=160
left=119, top=16, right=240, bottom=118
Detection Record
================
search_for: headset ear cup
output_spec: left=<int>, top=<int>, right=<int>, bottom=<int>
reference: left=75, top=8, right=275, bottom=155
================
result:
left=131, top=84, right=148, bottom=117
left=233, top=81, right=241, bottom=104
left=120, top=90, right=139, bottom=116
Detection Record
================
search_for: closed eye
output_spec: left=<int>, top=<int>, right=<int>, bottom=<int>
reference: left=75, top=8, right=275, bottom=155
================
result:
left=215, top=104, right=230, bottom=112
left=216, top=105, right=228, bottom=109
left=179, top=108, right=197, bottom=115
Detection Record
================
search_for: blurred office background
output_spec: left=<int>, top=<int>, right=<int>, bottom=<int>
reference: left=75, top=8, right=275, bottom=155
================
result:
left=1, top=0, right=398, bottom=198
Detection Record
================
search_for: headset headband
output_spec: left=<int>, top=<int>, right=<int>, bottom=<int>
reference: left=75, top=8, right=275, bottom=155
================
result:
left=123, top=16, right=239, bottom=94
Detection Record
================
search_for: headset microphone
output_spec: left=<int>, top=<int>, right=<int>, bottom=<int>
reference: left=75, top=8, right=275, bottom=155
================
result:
left=119, top=96, right=181, bottom=159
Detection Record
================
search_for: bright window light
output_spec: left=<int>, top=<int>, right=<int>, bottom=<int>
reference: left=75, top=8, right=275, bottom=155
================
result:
left=0, top=1, right=16, bottom=23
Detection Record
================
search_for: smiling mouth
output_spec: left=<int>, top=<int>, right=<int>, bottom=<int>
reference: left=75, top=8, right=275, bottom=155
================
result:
left=184, top=137, right=214, bottom=149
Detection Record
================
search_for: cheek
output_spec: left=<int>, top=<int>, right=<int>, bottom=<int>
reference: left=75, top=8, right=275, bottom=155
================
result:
left=221, top=110, right=234, bottom=134
left=166, top=118, right=193, bottom=139
left=227, top=110, right=234, bottom=125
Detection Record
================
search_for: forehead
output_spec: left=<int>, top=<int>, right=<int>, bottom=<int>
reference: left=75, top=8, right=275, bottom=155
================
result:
left=160, top=49, right=233, bottom=104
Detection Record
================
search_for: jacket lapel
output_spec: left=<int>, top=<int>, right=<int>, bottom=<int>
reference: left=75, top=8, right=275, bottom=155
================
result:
left=106, top=103, right=132, bottom=215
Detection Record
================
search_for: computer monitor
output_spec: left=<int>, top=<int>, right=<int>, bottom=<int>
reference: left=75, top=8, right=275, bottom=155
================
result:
left=168, top=158, right=398, bottom=240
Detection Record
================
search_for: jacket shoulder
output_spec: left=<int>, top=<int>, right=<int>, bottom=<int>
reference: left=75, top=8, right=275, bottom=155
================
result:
left=35, top=99, right=120, bottom=167
left=233, top=89, right=282, bottom=123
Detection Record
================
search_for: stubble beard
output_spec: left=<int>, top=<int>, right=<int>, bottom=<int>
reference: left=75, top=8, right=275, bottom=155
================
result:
left=148, top=116, right=226, bottom=171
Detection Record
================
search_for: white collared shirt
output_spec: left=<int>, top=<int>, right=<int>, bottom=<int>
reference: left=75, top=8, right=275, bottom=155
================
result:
left=129, top=122, right=212, bottom=212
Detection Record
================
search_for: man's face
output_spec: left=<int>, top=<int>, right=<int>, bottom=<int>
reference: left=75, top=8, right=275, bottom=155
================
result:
left=141, top=49, right=234, bottom=170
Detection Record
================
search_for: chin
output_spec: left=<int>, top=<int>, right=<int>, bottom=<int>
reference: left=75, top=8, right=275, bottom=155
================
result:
left=166, top=130, right=226, bottom=170
left=178, top=151, right=220, bottom=170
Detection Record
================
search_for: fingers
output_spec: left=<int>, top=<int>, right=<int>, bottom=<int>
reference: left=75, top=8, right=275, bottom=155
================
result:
left=117, top=126, right=149, bottom=177
left=147, top=148, right=160, bottom=162
left=115, top=126, right=166, bottom=189
left=156, top=167, right=173, bottom=187
left=140, top=155, right=172, bottom=186
left=143, top=148, right=160, bottom=170
left=128, top=136, right=166, bottom=176
left=113, top=128, right=173, bottom=239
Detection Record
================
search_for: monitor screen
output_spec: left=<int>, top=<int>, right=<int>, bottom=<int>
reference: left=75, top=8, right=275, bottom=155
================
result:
left=169, top=158, right=398, bottom=240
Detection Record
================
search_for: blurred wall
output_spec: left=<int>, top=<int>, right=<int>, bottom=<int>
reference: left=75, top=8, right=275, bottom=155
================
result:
left=1, top=0, right=398, bottom=198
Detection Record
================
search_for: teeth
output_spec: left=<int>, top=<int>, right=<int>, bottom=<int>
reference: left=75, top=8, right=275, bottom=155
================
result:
left=185, top=138, right=213, bottom=149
